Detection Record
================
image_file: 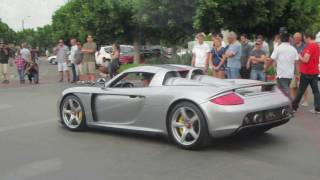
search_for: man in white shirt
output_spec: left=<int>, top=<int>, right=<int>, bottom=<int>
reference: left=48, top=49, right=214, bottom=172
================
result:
left=20, top=42, right=31, bottom=62
left=192, top=33, right=210, bottom=73
left=70, top=38, right=78, bottom=83
left=270, top=33, right=299, bottom=98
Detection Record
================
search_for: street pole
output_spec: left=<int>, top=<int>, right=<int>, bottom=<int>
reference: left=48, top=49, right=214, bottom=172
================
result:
left=22, top=19, right=24, bottom=30
left=21, top=16, right=30, bottom=30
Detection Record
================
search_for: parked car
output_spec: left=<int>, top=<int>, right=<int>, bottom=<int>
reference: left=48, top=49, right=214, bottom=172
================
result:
left=95, top=45, right=135, bottom=66
left=58, top=64, right=292, bottom=150
left=47, top=55, right=72, bottom=65
left=48, top=55, right=57, bottom=65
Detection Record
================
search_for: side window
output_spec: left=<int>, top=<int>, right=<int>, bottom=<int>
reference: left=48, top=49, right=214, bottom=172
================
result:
left=191, top=69, right=204, bottom=79
left=163, top=71, right=179, bottom=85
left=110, top=72, right=155, bottom=88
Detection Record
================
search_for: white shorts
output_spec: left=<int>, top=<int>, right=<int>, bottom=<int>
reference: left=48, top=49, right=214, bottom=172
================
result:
left=58, top=62, right=69, bottom=72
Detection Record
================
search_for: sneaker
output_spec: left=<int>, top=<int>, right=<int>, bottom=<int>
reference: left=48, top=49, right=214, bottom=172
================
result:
left=301, top=102, right=309, bottom=107
left=309, top=109, right=320, bottom=114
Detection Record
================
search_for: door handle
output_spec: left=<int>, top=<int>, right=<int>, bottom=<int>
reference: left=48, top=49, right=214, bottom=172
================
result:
left=129, top=95, right=137, bottom=98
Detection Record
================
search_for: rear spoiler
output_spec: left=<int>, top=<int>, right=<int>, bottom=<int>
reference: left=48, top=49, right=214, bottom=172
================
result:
left=212, top=81, right=277, bottom=97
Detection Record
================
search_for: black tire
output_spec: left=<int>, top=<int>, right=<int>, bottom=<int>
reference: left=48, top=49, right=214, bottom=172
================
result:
left=60, top=95, right=87, bottom=131
left=167, top=101, right=210, bottom=150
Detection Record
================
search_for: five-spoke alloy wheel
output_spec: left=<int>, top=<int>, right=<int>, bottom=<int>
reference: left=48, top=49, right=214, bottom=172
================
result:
left=168, top=101, right=209, bottom=150
left=60, top=95, right=86, bottom=131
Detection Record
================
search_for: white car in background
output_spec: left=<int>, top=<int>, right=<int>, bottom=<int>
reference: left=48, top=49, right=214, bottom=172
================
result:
left=48, top=55, right=57, bottom=65
left=95, top=45, right=135, bottom=66
left=47, top=55, right=71, bottom=65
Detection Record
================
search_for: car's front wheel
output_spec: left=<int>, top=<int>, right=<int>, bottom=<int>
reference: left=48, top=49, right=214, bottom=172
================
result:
left=60, top=95, right=87, bottom=131
left=167, top=102, right=210, bottom=150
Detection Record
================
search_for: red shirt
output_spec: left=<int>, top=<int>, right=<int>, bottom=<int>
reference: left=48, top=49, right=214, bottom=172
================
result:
left=300, top=42, right=319, bottom=75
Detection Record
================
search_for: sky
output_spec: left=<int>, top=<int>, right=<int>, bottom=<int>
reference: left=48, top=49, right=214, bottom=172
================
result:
left=0, top=0, right=67, bottom=31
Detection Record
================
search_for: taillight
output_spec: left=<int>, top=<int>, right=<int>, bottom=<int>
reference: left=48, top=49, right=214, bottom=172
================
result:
left=210, top=92, right=244, bottom=105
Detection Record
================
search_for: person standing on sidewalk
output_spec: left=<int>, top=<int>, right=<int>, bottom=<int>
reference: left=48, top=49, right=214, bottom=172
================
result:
left=247, top=39, right=267, bottom=81
left=192, top=33, right=210, bottom=73
left=224, top=32, right=242, bottom=79
left=70, top=38, right=79, bottom=83
left=209, top=37, right=227, bottom=79
left=81, top=35, right=97, bottom=82
left=291, top=32, right=309, bottom=106
left=240, top=34, right=253, bottom=79
left=0, top=41, right=10, bottom=84
left=74, top=42, right=84, bottom=83
left=54, top=39, right=70, bottom=83
left=292, top=32, right=320, bottom=114
left=14, top=51, right=26, bottom=84
left=270, top=33, right=299, bottom=98
left=109, top=43, right=120, bottom=79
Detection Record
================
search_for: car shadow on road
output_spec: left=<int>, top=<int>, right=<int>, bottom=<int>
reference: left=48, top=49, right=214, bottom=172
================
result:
left=81, top=126, right=286, bottom=151
left=207, top=133, right=287, bottom=151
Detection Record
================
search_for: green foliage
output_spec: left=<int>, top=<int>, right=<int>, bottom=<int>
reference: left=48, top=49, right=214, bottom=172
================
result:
left=52, top=0, right=135, bottom=45
left=133, top=0, right=197, bottom=46
left=0, top=19, right=16, bottom=43
left=266, top=66, right=277, bottom=76
left=119, top=63, right=144, bottom=72
left=194, top=0, right=320, bottom=38
left=1, top=0, right=320, bottom=55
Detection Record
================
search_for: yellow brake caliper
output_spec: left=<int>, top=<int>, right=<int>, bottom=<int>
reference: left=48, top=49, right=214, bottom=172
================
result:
left=178, top=115, right=184, bottom=135
left=77, top=111, right=83, bottom=123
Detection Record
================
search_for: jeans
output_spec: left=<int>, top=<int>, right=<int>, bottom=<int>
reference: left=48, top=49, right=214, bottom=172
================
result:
left=71, top=63, right=79, bottom=82
left=108, top=60, right=119, bottom=78
left=250, top=69, right=266, bottom=81
left=17, top=69, right=25, bottom=81
left=292, top=74, right=320, bottom=111
left=28, top=72, right=39, bottom=83
left=277, top=78, right=292, bottom=99
left=227, top=67, right=240, bottom=79
left=240, top=67, right=250, bottom=79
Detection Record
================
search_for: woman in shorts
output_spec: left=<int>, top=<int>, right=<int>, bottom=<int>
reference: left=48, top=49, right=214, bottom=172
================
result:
left=209, top=37, right=227, bottom=79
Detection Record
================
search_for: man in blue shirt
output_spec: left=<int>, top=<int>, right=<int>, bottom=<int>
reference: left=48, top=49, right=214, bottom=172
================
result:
left=224, top=32, right=242, bottom=79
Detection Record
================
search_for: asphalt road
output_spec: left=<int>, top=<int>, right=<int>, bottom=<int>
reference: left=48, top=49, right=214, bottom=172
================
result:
left=0, top=58, right=320, bottom=180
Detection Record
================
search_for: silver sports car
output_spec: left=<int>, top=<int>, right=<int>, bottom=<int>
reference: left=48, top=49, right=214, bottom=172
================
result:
left=58, top=65, right=292, bottom=149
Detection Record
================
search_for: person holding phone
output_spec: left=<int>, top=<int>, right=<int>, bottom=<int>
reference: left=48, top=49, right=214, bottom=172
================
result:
left=0, top=41, right=10, bottom=84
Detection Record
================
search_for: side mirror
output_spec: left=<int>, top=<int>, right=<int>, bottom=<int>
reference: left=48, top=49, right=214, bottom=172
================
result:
left=96, top=78, right=106, bottom=88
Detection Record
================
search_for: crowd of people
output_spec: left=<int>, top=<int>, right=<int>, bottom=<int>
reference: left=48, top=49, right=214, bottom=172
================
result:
left=53, top=35, right=121, bottom=84
left=0, top=34, right=122, bottom=85
left=0, top=30, right=319, bottom=113
left=191, top=31, right=320, bottom=114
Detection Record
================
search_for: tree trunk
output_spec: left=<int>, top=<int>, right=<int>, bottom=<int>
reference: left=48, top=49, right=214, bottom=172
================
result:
left=133, top=34, right=141, bottom=64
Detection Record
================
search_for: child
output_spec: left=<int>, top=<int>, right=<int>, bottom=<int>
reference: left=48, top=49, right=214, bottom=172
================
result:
left=25, top=60, right=39, bottom=84
left=14, top=52, right=26, bottom=84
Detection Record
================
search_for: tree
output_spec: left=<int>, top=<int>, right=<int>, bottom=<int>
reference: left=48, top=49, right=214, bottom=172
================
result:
left=194, top=0, right=320, bottom=38
left=0, top=19, right=16, bottom=43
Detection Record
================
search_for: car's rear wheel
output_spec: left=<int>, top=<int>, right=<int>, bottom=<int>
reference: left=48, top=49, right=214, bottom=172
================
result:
left=167, top=101, right=210, bottom=150
left=60, top=95, right=86, bottom=131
